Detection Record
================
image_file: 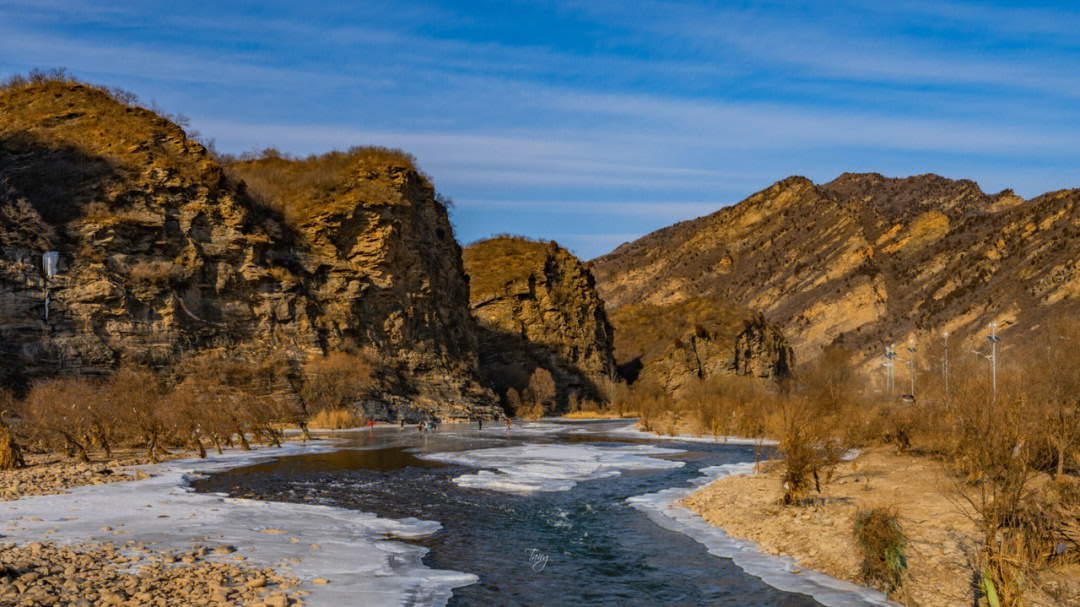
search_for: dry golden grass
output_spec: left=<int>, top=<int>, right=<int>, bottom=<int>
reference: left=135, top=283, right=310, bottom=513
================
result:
left=462, top=236, right=551, bottom=299
left=0, top=72, right=221, bottom=226
left=561, top=410, right=629, bottom=420
left=308, top=408, right=364, bottom=429
left=224, top=147, right=428, bottom=229
left=0, top=418, right=23, bottom=470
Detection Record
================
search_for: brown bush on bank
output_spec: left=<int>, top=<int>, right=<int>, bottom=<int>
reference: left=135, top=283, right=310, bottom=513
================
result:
left=613, top=379, right=670, bottom=432
left=854, top=505, right=908, bottom=595
left=99, top=365, right=170, bottom=462
left=946, top=366, right=1052, bottom=606
left=308, top=408, right=364, bottom=429
left=674, top=375, right=773, bottom=439
left=774, top=395, right=851, bottom=504
left=297, top=351, right=376, bottom=437
left=17, top=377, right=103, bottom=463
left=527, top=368, right=556, bottom=413
left=773, top=346, right=865, bottom=504
left=0, top=418, right=23, bottom=470
left=0, top=390, right=23, bottom=470
left=508, top=367, right=556, bottom=419
left=1026, top=319, right=1080, bottom=478
left=174, top=351, right=289, bottom=451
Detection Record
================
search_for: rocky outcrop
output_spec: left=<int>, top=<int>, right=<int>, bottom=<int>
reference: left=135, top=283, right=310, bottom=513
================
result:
left=462, top=237, right=615, bottom=410
left=609, top=297, right=792, bottom=394
left=594, top=172, right=1080, bottom=370
left=0, top=80, right=497, bottom=419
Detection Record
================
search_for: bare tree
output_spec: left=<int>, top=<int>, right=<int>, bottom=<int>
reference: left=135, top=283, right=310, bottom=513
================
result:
left=523, top=367, right=556, bottom=418
left=100, top=365, right=169, bottom=462
left=18, top=378, right=100, bottom=462
left=297, top=351, right=375, bottom=439
left=1026, top=319, right=1080, bottom=478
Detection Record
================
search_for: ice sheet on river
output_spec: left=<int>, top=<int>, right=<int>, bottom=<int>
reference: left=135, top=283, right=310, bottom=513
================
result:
left=421, top=443, right=686, bottom=493
left=0, top=442, right=476, bottom=607
left=628, top=462, right=899, bottom=607
left=604, top=421, right=779, bottom=446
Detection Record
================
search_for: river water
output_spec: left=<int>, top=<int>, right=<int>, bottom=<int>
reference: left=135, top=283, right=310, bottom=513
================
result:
left=192, top=420, right=835, bottom=606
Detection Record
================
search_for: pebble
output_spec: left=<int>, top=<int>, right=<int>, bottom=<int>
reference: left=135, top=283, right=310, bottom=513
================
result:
left=0, top=541, right=305, bottom=607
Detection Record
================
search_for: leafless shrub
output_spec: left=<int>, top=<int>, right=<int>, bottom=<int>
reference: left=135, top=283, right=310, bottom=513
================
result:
left=854, top=504, right=908, bottom=595
left=527, top=368, right=556, bottom=411
left=505, top=388, right=523, bottom=415
left=308, top=408, right=364, bottom=429
left=99, top=365, right=169, bottom=462
left=0, top=186, right=56, bottom=251
left=297, top=351, right=376, bottom=438
left=17, top=377, right=102, bottom=462
left=0, top=390, right=24, bottom=470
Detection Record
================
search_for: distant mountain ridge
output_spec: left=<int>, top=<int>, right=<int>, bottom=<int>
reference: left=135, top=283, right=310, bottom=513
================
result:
left=594, top=172, right=1080, bottom=366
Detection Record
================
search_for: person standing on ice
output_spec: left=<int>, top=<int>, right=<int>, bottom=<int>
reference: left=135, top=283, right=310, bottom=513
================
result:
left=478, top=417, right=483, bottom=431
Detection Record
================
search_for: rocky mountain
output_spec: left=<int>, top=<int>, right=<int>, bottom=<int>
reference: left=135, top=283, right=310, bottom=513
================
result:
left=462, top=237, right=615, bottom=410
left=609, top=296, right=792, bottom=394
left=594, top=172, right=1080, bottom=369
left=0, top=79, right=498, bottom=420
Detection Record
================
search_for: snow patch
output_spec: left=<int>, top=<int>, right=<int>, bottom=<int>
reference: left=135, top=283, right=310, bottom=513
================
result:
left=627, top=462, right=899, bottom=607
left=606, top=421, right=779, bottom=446
left=0, top=442, right=475, bottom=607
left=420, top=443, right=685, bottom=493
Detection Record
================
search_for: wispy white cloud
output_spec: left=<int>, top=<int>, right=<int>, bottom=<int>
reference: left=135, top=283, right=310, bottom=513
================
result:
left=3, top=0, right=1080, bottom=258
left=458, top=199, right=723, bottom=218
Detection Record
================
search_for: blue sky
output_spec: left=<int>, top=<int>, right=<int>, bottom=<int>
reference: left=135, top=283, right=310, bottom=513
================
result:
left=3, top=1, right=1080, bottom=258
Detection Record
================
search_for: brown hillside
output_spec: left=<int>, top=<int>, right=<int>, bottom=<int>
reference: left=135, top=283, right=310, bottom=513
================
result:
left=610, top=296, right=792, bottom=394
left=462, top=236, right=615, bottom=411
left=0, top=77, right=497, bottom=419
left=593, top=172, right=1080, bottom=372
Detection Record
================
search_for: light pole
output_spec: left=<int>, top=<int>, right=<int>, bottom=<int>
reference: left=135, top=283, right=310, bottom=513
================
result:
left=942, top=331, right=950, bottom=399
left=883, top=344, right=897, bottom=396
left=987, top=322, right=1000, bottom=402
left=880, top=356, right=893, bottom=395
left=907, top=337, right=916, bottom=399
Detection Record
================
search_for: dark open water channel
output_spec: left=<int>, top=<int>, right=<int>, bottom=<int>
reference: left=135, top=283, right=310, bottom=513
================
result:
left=193, top=420, right=822, bottom=607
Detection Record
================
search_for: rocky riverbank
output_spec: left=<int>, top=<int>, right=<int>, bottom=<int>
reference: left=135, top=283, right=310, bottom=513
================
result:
left=0, top=540, right=304, bottom=606
left=0, top=452, right=161, bottom=501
